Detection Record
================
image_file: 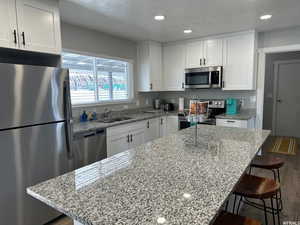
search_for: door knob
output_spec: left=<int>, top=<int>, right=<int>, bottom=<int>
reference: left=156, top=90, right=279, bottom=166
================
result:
left=277, top=99, right=282, bottom=103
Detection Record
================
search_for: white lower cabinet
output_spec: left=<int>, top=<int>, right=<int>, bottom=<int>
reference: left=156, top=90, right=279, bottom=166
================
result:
left=166, top=116, right=179, bottom=135
left=107, top=115, right=179, bottom=157
left=144, top=118, right=160, bottom=143
left=216, top=117, right=255, bottom=128
left=107, top=121, right=145, bottom=157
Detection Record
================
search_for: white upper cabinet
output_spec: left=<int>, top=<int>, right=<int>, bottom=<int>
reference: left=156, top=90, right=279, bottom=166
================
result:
left=16, top=0, right=61, bottom=54
left=203, top=39, right=223, bottom=66
left=137, top=41, right=162, bottom=92
left=186, top=41, right=204, bottom=68
left=162, top=43, right=186, bottom=91
left=222, top=31, right=257, bottom=90
left=186, top=39, right=223, bottom=68
left=0, top=0, right=18, bottom=49
left=0, top=0, right=61, bottom=54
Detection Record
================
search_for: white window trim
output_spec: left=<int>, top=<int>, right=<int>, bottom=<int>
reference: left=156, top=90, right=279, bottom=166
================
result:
left=62, top=48, right=135, bottom=107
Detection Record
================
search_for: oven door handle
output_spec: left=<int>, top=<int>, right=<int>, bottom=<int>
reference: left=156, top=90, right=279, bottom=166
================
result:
left=208, top=71, right=212, bottom=87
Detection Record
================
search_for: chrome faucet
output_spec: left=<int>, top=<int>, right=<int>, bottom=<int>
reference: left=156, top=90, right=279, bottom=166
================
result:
left=103, top=108, right=112, bottom=119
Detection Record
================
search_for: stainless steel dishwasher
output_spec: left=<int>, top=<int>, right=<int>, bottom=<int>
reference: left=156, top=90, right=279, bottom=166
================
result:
left=73, top=128, right=107, bottom=169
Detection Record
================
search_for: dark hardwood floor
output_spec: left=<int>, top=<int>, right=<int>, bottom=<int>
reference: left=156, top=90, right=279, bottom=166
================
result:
left=50, top=136, right=300, bottom=225
left=239, top=136, right=300, bottom=224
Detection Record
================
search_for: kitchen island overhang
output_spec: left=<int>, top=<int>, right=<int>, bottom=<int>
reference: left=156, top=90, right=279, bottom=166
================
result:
left=27, top=125, right=270, bottom=225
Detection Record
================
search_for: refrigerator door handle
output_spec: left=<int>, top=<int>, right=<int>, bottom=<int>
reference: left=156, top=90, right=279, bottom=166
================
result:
left=63, top=80, right=73, bottom=159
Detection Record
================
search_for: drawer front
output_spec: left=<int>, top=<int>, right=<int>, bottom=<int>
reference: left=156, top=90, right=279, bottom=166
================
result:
left=216, top=119, right=247, bottom=128
left=107, top=120, right=145, bottom=137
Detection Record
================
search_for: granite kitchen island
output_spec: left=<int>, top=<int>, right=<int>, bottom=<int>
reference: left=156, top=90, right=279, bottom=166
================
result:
left=27, top=125, right=270, bottom=225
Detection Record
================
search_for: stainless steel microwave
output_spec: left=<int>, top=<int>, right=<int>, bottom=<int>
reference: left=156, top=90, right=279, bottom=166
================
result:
left=185, top=66, right=223, bottom=89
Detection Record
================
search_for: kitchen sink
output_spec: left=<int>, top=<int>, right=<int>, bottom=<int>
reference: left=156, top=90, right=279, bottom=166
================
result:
left=97, top=116, right=132, bottom=123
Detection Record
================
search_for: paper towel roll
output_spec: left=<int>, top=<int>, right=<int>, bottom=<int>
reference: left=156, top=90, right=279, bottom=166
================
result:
left=179, top=97, right=184, bottom=112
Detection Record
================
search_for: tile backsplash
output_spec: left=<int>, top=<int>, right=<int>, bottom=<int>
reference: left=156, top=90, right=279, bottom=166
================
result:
left=72, top=90, right=256, bottom=120
left=159, top=89, right=257, bottom=109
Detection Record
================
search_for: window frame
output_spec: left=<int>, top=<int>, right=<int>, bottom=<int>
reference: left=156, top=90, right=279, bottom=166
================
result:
left=62, top=49, right=135, bottom=107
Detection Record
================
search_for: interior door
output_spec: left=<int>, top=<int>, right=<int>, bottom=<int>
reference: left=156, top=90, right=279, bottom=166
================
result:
left=0, top=122, right=70, bottom=225
left=16, top=0, right=61, bottom=54
left=0, top=0, right=19, bottom=49
left=274, top=61, right=300, bottom=138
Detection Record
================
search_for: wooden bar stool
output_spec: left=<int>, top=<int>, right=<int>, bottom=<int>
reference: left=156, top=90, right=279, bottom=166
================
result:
left=233, top=174, right=281, bottom=225
left=249, top=155, right=284, bottom=211
left=213, top=211, right=261, bottom=225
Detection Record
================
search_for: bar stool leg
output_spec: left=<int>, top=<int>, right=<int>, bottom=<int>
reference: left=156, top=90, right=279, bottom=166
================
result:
left=225, top=200, right=229, bottom=211
left=275, top=192, right=281, bottom=225
left=262, top=199, right=268, bottom=225
left=233, top=195, right=237, bottom=214
left=270, top=197, right=276, bottom=225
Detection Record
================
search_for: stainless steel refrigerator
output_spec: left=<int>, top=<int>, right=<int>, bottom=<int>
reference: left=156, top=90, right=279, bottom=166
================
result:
left=0, top=63, right=73, bottom=225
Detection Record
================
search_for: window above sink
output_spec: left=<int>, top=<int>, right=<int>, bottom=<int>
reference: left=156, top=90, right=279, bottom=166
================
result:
left=62, top=51, right=134, bottom=106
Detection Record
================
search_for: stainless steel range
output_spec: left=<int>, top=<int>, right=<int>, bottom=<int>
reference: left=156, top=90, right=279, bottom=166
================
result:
left=178, top=100, right=226, bottom=129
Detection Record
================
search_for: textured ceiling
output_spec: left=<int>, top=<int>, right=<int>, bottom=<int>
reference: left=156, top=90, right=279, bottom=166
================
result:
left=60, top=0, right=300, bottom=42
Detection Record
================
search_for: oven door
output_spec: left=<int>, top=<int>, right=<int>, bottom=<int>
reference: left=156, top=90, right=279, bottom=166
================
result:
left=185, top=68, right=211, bottom=88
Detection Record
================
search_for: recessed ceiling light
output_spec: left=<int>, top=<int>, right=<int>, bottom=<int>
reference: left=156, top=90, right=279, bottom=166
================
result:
left=260, top=14, right=272, bottom=20
left=154, top=15, right=165, bottom=21
left=184, top=29, right=192, bottom=34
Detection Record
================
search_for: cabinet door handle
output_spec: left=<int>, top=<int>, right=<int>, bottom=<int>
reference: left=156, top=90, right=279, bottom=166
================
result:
left=150, top=83, right=153, bottom=90
left=204, top=58, right=206, bottom=65
left=226, top=120, right=236, bottom=123
left=161, top=118, right=163, bottom=125
left=130, top=134, right=133, bottom=142
left=182, top=82, right=185, bottom=89
left=127, top=134, right=130, bottom=143
left=222, top=81, right=225, bottom=88
left=21, top=32, right=26, bottom=45
left=13, top=30, right=17, bottom=44
left=147, top=121, right=150, bottom=128
left=200, top=58, right=202, bottom=65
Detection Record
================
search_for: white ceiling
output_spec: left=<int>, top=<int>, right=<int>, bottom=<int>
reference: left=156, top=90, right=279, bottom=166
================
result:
left=60, top=0, right=300, bottom=42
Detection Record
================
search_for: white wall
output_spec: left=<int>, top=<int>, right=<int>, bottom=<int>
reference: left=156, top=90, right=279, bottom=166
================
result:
left=61, top=22, right=159, bottom=119
left=61, top=22, right=136, bottom=60
left=258, top=26, right=300, bottom=48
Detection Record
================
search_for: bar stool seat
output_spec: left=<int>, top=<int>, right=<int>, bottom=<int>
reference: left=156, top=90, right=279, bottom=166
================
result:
left=213, top=211, right=261, bottom=225
left=233, top=174, right=281, bottom=225
left=251, top=156, right=284, bottom=170
left=234, top=174, right=280, bottom=199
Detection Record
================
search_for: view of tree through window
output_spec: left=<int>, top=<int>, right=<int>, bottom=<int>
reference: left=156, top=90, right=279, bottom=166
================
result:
left=62, top=52, right=130, bottom=105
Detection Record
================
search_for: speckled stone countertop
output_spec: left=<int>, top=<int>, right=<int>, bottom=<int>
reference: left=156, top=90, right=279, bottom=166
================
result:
left=27, top=125, right=270, bottom=225
left=215, top=109, right=256, bottom=120
left=73, top=111, right=178, bottom=135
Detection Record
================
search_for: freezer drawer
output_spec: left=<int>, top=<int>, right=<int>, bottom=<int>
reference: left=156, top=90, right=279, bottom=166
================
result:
left=0, top=122, right=71, bottom=225
left=73, top=128, right=107, bottom=169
